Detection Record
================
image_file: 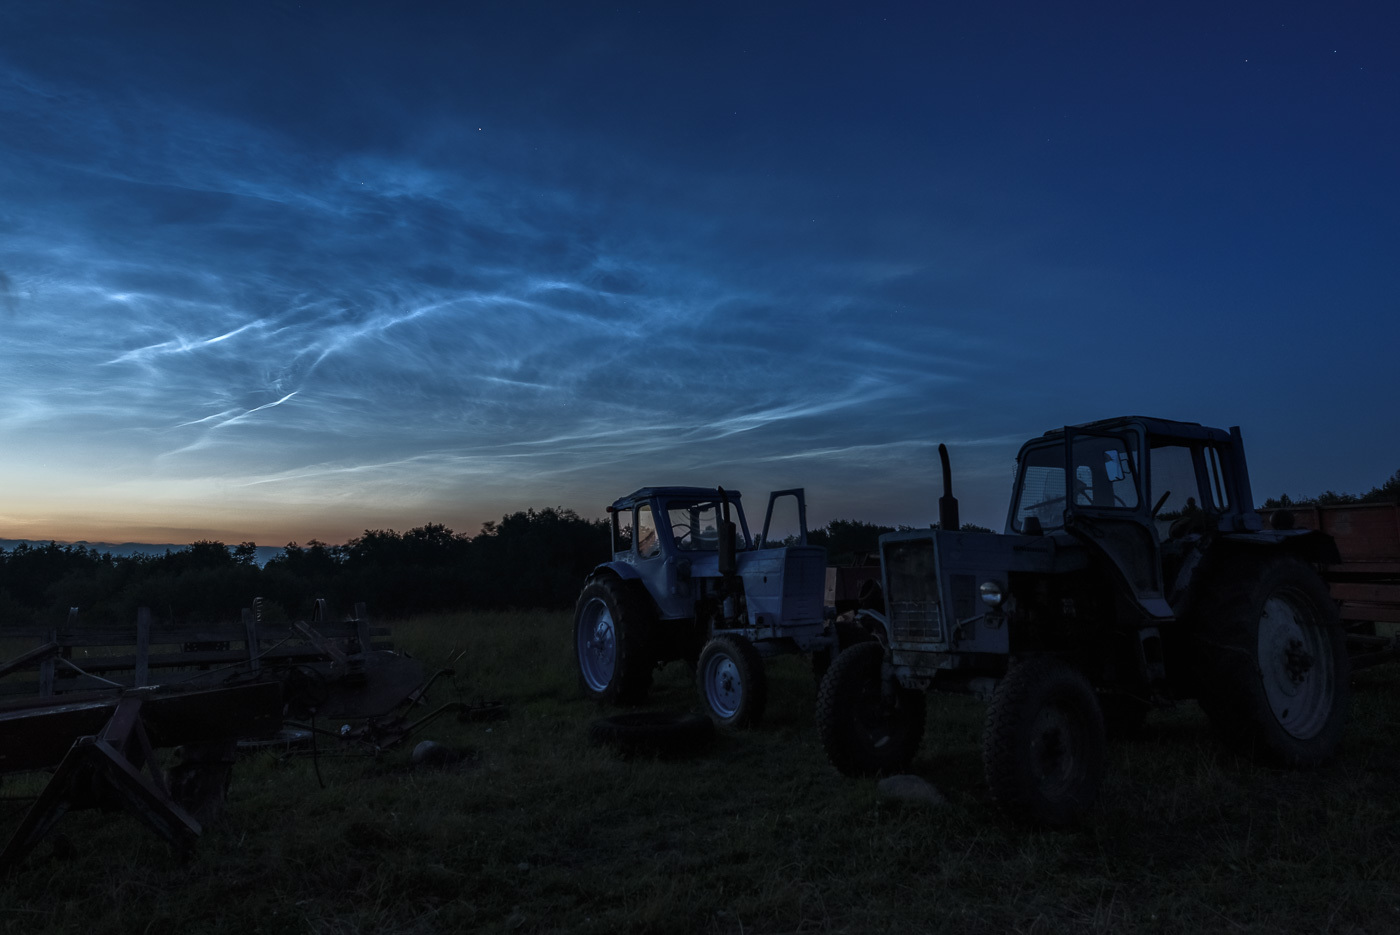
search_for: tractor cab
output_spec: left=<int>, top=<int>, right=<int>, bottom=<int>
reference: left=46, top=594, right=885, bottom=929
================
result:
left=603, top=486, right=825, bottom=634
left=1006, top=416, right=1336, bottom=619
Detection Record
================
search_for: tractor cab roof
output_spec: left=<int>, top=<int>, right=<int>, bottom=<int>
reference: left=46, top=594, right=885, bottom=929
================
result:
left=1038, top=415, right=1236, bottom=446
left=608, top=487, right=741, bottom=512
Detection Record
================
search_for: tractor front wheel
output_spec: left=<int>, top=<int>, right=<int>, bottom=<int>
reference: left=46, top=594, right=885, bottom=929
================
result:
left=697, top=634, right=767, bottom=728
left=574, top=576, right=654, bottom=704
left=983, top=656, right=1106, bottom=827
left=816, top=641, right=926, bottom=776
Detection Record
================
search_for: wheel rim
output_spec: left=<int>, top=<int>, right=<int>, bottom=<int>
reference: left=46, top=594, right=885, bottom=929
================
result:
left=577, top=597, right=617, bottom=692
left=1257, top=592, right=1333, bottom=739
left=702, top=651, right=743, bottom=719
left=1028, top=705, right=1085, bottom=798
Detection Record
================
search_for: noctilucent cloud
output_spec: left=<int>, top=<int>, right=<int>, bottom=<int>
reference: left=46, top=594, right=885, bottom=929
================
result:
left=1, top=2, right=1397, bottom=546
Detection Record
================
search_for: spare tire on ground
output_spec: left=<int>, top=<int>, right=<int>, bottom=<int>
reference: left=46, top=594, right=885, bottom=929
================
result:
left=588, top=711, right=716, bottom=758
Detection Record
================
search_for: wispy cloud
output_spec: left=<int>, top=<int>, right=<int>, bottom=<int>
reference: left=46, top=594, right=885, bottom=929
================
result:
left=0, top=21, right=1223, bottom=540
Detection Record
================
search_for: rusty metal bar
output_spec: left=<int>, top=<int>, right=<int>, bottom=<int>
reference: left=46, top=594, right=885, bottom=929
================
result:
left=0, top=642, right=61, bottom=680
left=293, top=621, right=349, bottom=665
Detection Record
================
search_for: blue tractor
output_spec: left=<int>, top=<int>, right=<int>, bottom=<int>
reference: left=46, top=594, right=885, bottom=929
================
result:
left=574, top=486, right=830, bottom=727
left=817, top=417, right=1350, bottom=825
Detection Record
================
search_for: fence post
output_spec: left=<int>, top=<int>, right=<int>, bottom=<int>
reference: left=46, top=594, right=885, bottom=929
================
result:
left=354, top=602, right=371, bottom=655
left=38, top=629, right=56, bottom=697
left=242, top=606, right=261, bottom=672
left=135, top=608, right=151, bottom=688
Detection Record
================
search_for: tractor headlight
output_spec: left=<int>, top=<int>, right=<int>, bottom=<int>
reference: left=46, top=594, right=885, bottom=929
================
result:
left=978, top=580, right=1005, bottom=608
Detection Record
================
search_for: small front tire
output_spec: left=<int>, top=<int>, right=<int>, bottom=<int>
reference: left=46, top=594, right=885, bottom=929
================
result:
left=697, top=634, right=767, bottom=728
left=816, top=641, right=926, bottom=777
left=983, top=656, right=1106, bottom=827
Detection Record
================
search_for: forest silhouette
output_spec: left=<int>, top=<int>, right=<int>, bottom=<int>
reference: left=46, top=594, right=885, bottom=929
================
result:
left=0, top=510, right=926, bottom=627
left=3, top=466, right=1394, bottom=628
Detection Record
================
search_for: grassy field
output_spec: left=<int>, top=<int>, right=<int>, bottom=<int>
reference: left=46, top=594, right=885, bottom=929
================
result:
left=2, top=610, right=1399, bottom=934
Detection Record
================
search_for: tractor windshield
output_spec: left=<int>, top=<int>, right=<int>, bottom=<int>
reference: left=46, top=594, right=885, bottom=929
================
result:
left=667, top=500, right=749, bottom=552
left=1011, top=433, right=1140, bottom=532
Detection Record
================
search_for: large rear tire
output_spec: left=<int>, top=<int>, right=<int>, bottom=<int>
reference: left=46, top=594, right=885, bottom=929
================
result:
left=697, top=634, right=768, bottom=728
left=574, top=575, right=655, bottom=704
left=983, top=656, right=1106, bottom=827
left=1194, top=555, right=1348, bottom=766
left=816, top=641, right=926, bottom=777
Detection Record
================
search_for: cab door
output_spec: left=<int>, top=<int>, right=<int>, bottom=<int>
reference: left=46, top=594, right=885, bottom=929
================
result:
left=1061, top=429, right=1173, bottom=620
left=759, top=489, right=809, bottom=548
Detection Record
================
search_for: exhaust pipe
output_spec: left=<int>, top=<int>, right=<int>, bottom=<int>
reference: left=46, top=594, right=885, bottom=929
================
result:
left=938, top=443, right=959, bottom=532
left=717, top=486, right=737, bottom=577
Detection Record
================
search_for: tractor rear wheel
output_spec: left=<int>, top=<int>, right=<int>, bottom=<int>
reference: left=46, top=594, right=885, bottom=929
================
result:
left=574, top=575, right=654, bottom=704
left=816, top=641, right=926, bottom=776
left=1193, top=555, right=1348, bottom=767
left=697, top=634, right=767, bottom=728
left=983, top=656, right=1106, bottom=827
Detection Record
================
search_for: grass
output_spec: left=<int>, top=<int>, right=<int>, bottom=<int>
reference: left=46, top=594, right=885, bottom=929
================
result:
left=1, top=610, right=1399, bottom=934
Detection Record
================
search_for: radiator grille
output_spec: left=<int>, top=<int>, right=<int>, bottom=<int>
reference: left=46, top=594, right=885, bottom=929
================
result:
left=883, top=538, right=945, bottom=646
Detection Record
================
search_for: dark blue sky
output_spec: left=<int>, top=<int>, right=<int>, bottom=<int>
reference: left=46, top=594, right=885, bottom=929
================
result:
left=1, top=2, right=1396, bottom=544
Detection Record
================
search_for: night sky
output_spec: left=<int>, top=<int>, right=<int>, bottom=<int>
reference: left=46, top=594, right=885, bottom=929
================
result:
left=2, top=2, right=1397, bottom=546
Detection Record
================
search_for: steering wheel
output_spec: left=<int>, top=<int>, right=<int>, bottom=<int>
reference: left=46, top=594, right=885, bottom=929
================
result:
left=671, top=522, right=692, bottom=545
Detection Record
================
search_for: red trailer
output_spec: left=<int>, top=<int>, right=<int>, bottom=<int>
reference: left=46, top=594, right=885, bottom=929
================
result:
left=1256, top=501, right=1400, bottom=668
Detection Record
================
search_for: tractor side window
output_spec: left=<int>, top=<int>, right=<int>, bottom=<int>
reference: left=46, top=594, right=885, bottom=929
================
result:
left=1205, top=446, right=1231, bottom=511
left=635, top=504, right=660, bottom=558
left=1013, top=446, right=1067, bottom=531
left=613, top=508, right=634, bottom=554
left=1150, top=444, right=1204, bottom=538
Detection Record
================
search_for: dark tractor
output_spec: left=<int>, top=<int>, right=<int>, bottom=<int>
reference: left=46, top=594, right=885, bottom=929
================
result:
left=816, top=416, right=1348, bottom=825
left=574, top=486, right=829, bottom=727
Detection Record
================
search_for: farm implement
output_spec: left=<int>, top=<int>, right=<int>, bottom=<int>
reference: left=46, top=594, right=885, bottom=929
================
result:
left=1255, top=500, right=1400, bottom=669
left=0, top=600, right=468, bottom=871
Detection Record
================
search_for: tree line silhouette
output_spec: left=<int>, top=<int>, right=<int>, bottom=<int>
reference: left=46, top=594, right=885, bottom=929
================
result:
left=0, top=508, right=987, bottom=627
left=1260, top=469, right=1400, bottom=509
left=0, top=508, right=612, bottom=627
left=4, top=470, right=1392, bottom=627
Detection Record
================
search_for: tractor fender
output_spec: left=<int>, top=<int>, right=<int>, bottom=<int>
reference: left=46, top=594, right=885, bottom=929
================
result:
left=589, top=560, right=642, bottom=582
